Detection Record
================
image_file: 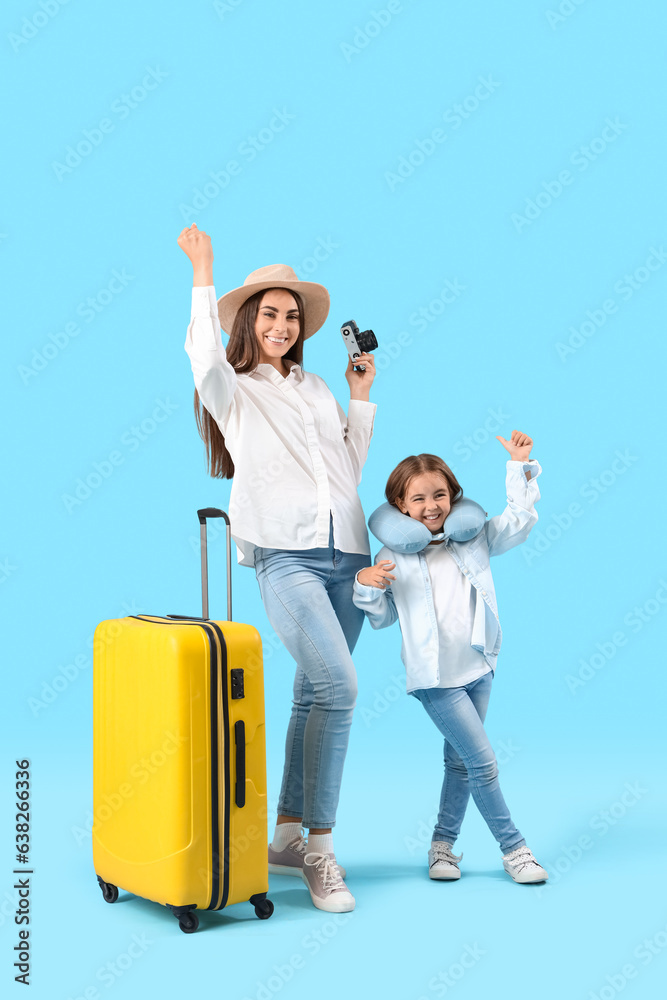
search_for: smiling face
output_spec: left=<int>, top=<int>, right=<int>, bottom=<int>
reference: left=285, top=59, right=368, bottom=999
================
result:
left=254, top=288, right=300, bottom=372
left=396, top=471, right=452, bottom=533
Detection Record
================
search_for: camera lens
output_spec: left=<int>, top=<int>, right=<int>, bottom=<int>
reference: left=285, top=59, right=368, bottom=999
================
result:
left=357, top=329, right=378, bottom=353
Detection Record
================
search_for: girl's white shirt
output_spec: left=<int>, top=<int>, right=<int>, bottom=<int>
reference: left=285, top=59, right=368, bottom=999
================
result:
left=421, top=543, right=490, bottom=688
left=184, top=285, right=377, bottom=567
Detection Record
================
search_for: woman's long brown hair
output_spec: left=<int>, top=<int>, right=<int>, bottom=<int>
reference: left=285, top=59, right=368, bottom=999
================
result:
left=194, top=286, right=306, bottom=479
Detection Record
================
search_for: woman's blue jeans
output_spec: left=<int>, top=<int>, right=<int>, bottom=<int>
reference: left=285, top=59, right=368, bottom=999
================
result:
left=412, top=672, right=526, bottom=855
left=254, top=514, right=368, bottom=829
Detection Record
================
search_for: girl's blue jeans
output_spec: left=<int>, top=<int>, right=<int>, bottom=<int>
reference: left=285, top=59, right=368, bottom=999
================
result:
left=412, top=671, right=526, bottom=855
left=254, top=513, right=368, bottom=829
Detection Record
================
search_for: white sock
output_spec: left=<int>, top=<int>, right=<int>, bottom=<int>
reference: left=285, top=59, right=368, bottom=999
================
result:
left=307, top=832, right=335, bottom=856
left=271, top=821, right=302, bottom=851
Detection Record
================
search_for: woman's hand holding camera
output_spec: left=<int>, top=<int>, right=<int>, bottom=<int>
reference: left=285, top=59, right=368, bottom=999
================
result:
left=345, top=353, right=376, bottom=401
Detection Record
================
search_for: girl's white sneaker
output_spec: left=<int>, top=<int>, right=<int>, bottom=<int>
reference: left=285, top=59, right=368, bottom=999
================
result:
left=428, top=841, right=463, bottom=880
left=502, top=845, right=548, bottom=884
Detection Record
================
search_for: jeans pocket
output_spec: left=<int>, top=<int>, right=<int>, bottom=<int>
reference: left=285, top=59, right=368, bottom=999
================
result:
left=254, top=545, right=282, bottom=576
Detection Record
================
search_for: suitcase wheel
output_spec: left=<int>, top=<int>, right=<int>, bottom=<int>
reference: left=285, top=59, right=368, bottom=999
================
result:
left=178, top=912, right=199, bottom=934
left=166, top=903, right=200, bottom=933
left=253, top=898, right=274, bottom=920
left=97, top=877, right=119, bottom=904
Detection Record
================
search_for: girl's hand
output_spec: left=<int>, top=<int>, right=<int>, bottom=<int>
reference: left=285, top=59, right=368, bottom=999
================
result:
left=177, top=223, right=214, bottom=271
left=496, top=430, right=533, bottom=463
left=345, top=352, right=376, bottom=400
left=357, top=560, right=396, bottom=589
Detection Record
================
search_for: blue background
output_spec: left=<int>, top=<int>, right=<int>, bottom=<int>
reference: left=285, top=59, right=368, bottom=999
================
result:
left=3, top=0, right=666, bottom=997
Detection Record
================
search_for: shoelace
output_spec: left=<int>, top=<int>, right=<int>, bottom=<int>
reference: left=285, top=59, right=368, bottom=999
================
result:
left=303, top=851, right=346, bottom=893
left=504, top=847, right=541, bottom=872
left=430, top=843, right=463, bottom=866
left=286, top=835, right=307, bottom=858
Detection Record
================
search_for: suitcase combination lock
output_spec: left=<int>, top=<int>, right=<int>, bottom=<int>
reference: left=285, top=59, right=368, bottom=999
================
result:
left=231, top=669, right=245, bottom=699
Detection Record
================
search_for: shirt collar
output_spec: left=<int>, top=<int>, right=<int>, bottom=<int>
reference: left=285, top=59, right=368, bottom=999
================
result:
left=250, top=361, right=304, bottom=383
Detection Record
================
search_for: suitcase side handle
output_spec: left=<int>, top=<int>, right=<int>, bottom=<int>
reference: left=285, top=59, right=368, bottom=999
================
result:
left=196, top=508, right=232, bottom=622
left=234, top=720, right=246, bottom=807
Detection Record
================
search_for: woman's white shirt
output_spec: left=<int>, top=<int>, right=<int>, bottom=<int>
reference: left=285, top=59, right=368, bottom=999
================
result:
left=184, top=285, right=377, bottom=567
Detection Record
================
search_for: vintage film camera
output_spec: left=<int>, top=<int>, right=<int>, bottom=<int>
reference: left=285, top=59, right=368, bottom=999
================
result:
left=340, top=320, right=378, bottom=372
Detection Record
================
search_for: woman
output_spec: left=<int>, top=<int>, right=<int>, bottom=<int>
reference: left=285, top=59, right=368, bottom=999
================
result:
left=178, top=224, right=377, bottom=913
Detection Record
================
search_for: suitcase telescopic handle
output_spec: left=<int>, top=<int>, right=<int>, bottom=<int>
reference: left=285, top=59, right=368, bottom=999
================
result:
left=197, top=508, right=232, bottom=622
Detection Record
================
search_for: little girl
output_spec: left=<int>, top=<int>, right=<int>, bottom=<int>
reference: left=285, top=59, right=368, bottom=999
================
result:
left=352, top=430, right=548, bottom=884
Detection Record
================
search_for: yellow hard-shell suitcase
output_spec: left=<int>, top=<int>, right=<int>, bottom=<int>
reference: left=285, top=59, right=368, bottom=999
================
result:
left=93, top=508, right=273, bottom=933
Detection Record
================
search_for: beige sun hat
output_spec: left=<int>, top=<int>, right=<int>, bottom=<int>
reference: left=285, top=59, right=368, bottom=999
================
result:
left=216, top=264, right=330, bottom=339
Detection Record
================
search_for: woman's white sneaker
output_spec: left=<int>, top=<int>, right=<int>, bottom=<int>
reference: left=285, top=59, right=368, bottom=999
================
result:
left=268, top=833, right=347, bottom=878
left=502, top=845, right=548, bottom=884
left=301, top=851, right=355, bottom=912
left=428, top=841, right=462, bottom=880
left=268, top=832, right=308, bottom=876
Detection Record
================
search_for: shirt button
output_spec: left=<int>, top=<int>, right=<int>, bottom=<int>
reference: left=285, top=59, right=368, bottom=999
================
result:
left=481, top=590, right=487, bottom=596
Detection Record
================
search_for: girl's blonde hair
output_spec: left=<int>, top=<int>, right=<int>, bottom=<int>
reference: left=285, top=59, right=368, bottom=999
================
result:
left=193, top=287, right=305, bottom=479
left=385, top=453, right=463, bottom=509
